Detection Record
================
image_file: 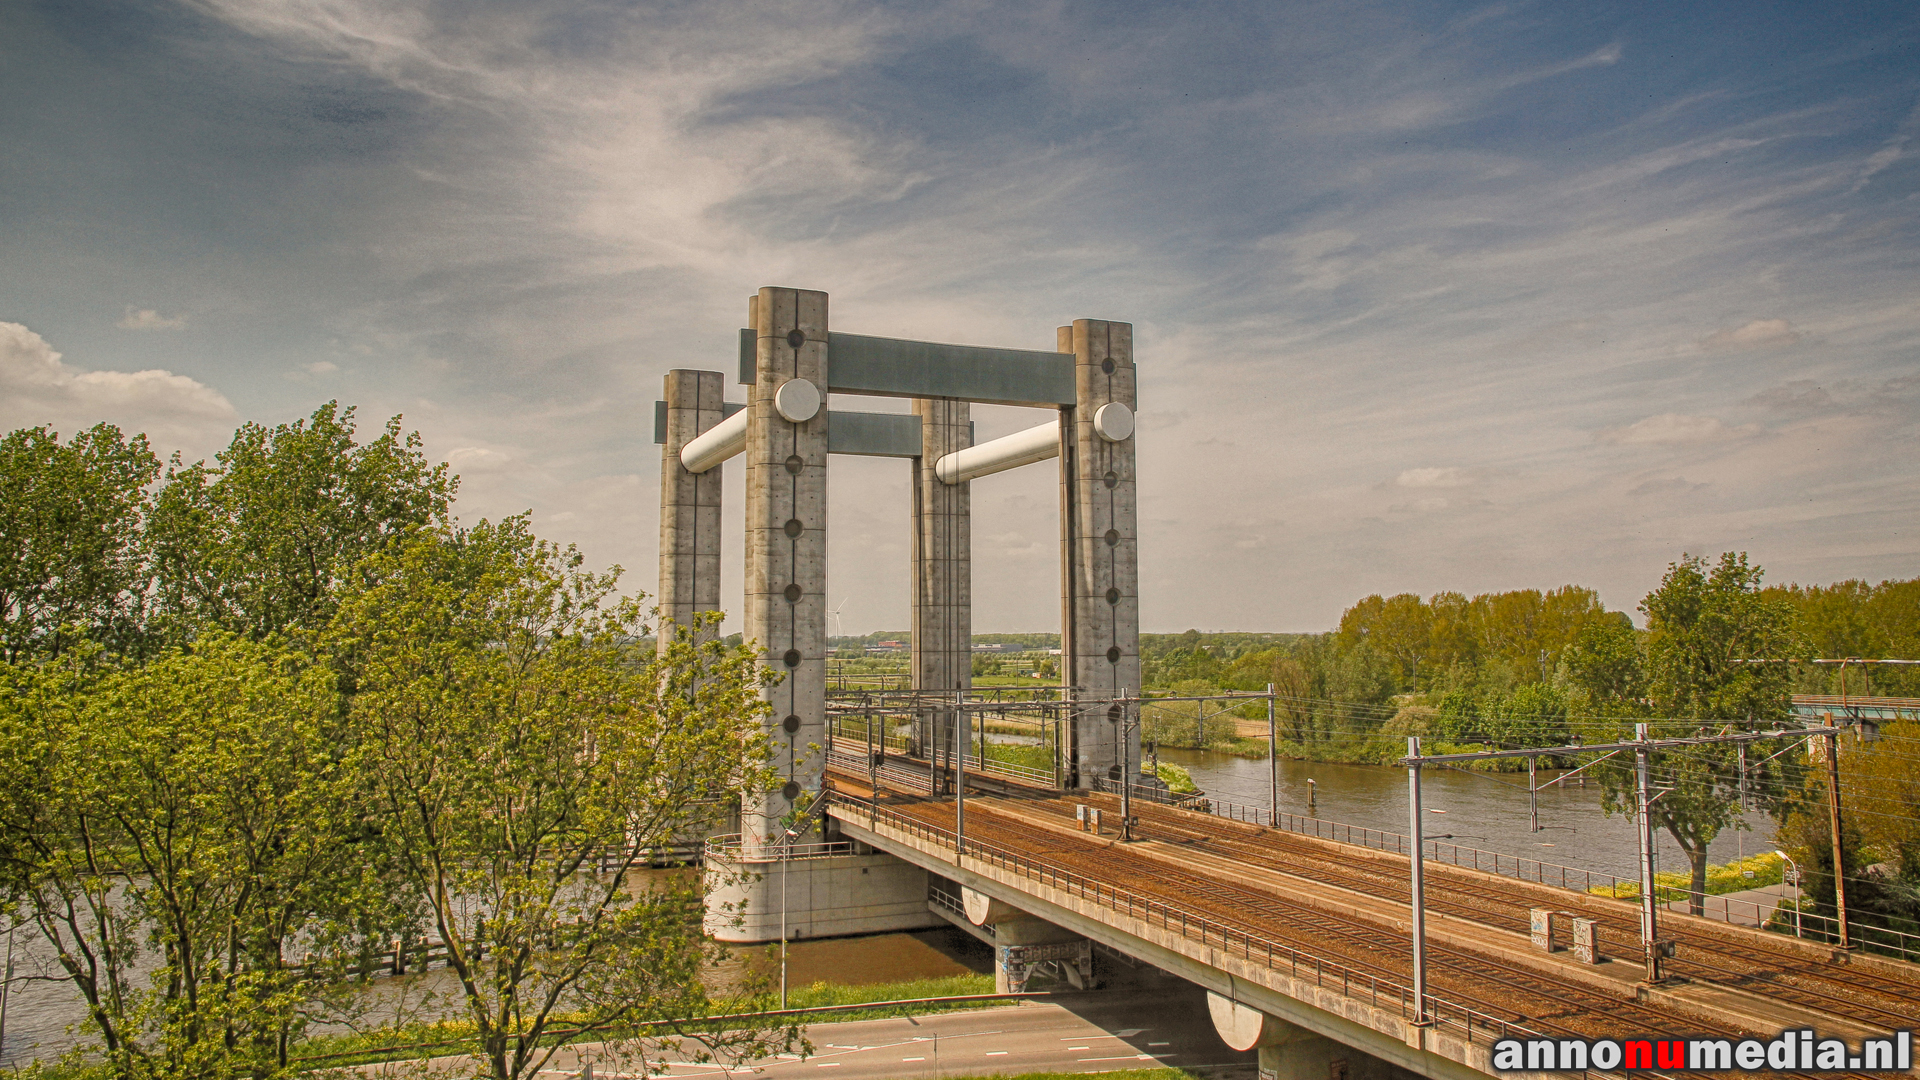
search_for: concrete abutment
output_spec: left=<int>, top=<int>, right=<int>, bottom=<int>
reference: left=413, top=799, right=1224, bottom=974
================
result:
left=1212, top=993, right=1422, bottom=1080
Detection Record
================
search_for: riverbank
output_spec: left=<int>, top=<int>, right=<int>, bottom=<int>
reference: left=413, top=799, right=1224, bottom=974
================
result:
left=1153, top=732, right=1550, bottom=769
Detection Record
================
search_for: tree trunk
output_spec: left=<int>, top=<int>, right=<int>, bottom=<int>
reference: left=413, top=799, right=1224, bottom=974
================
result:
left=1688, top=844, right=1710, bottom=917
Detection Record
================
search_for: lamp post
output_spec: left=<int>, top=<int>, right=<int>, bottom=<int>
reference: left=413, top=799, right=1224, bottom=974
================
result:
left=1406, top=736, right=1428, bottom=1026
left=1822, top=717, right=1851, bottom=949
left=1528, top=754, right=1538, bottom=833
left=780, top=827, right=798, bottom=1008
left=1774, top=849, right=1803, bottom=938
left=1267, top=683, right=1278, bottom=825
left=955, top=687, right=967, bottom=855
left=1119, top=690, right=1134, bottom=841
left=1634, top=722, right=1663, bottom=983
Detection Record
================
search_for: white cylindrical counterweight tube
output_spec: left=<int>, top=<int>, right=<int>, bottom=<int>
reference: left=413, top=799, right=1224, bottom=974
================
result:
left=934, top=419, right=1059, bottom=485
left=679, top=408, right=748, bottom=474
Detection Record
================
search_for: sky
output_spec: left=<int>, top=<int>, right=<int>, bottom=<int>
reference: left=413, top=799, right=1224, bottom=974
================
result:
left=2, top=0, right=1916, bottom=636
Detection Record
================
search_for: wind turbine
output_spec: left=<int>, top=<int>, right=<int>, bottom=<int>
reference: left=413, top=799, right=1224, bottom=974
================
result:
left=828, top=598, right=849, bottom=639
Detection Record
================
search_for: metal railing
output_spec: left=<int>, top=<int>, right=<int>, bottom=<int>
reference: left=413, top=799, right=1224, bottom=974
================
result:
left=826, top=735, right=1056, bottom=789
left=703, top=834, right=853, bottom=862
left=828, top=790, right=1548, bottom=1053
left=1120, top=788, right=1920, bottom=962
left=1167, top=789, right=1634, bottom=896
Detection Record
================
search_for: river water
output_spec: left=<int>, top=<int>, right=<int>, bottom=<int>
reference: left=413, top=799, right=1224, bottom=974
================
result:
left=0, top=901, right=992, bottom=1066
left=1158, top=747, right=1776, bottom=883
left=0, top=748, right=1771, bottom=1067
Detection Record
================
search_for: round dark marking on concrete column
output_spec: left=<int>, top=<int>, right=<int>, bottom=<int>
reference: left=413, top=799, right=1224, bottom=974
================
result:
left=782, top=781, right=801, bottom=800
left=784, top=518, right=803, bottom=537
left=784, top=583, right=802, bottom=602
left=1101, top=358, right=1115, bottom=375
left=785, top=454, right=804, bottom=474
left=782, top=715, right=801, bottom=734
left=1104, top=528, right=1120, bottom=546
left=787, top=329, right=806, bottom=349
left=1103, top=471, right=1118, bottom=489
left=1106, top=587, right=1120, bottom=604
left=1106, top=645, right=1122, bottom=663
left=782, top=649, right=802, bottom=667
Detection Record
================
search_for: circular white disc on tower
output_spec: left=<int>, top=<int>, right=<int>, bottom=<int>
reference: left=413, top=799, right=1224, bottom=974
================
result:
left=774, top=378, right=821, bottom=423
left=1093, top=401, right=1134, bottom=442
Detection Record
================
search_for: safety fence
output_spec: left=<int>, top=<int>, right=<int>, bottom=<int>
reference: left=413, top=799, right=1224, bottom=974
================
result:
left=827, top=790, right=1552, bottom=1055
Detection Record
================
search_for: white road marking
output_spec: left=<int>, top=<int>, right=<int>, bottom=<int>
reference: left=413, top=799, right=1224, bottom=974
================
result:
left=986, top=1051, right=1008, bottom=1056
left=902, top=1057, right=924, bottom=1062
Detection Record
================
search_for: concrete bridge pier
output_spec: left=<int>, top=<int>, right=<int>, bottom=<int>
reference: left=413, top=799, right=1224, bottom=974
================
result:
left=743, top=286, right=830, bottom=852
left=911, top=396, right=971, bottom=785
left=1210, top=993, right=1403, bottom=1080
left=1058, top=320, right=1140, bottom=789
left=704, top=837, right=942, bottom=943
left=961, top=886, right=1094, bottom=993
left=656, top=367, right=726, bottom=650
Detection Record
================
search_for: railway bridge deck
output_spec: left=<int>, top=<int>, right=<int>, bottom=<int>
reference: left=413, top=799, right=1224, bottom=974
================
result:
left=816, top=755, right=1920, bottom=1080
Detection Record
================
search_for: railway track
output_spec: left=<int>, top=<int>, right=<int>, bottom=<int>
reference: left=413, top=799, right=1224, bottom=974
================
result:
left=868, top=795, right=1836, bottom=1080
left=1024, top=790, right=1920, bottom=1034
left=826, top=770, right=1914, bottom=1079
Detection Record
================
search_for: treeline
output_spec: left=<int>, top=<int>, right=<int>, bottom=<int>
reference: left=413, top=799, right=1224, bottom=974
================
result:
left=0, top=410, right=795, bottom=1080
left=1141, top=556, right=1920, bottom=942
left=1144, top=573, right=1920, bottom=749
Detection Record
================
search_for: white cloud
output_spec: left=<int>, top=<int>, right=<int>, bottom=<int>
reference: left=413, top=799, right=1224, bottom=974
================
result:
left=1396, top=467, right=1470, bottom=488
left=0, top=322, right=236, bottom=456
left=1596, top=413, right=1759, bottom=445
left=308, top=360, right=339, bottom=374
left=445, top=445, right=518, bottom=473
left=117, top=306, right=188, bottom=330
left=1699, top=318, right=1801, bottom=351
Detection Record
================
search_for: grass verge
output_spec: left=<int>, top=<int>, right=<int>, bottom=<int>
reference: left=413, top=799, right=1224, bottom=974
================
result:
left=287, top=974, right=1003, bottom=1068
left=1588, top=852, right=1786, bottom=900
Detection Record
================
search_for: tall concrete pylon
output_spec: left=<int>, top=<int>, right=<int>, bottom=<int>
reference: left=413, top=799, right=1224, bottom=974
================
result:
left=1058, top=320, right=1139, bottom=788
left=742, top=287, right=830, bottom=851
left=911, top=396, right=971, bottom=783
left=656, top=368, right=726, bottom=651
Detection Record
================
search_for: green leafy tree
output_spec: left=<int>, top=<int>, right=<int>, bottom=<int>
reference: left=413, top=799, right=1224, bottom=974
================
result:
left=1763, top=576, right=1920, bottom=695
left=1594, top=553, right=1804, bottom=915
left=1431, top=683, right=1573, bottom=749
left=0, top=424, right=161, bottom=662
left=1468, top=585, right=1609, bottom=683
left=1426, top=591, right=1479, bottom=675
left=1564, top=612, right=1647, bottom=711
left=147, top=402, right=455, bottom=641
left=1338, top=593, right=1432, bottom=688
left=327, top=518, right=793, bottom=1080
left=0, top=636, right=382, bottom=1080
